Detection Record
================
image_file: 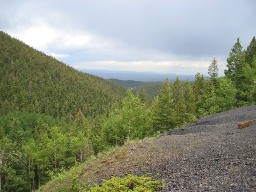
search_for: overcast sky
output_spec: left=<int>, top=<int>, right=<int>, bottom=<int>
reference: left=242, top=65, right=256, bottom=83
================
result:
left=1, top=0, right=255, bottom=75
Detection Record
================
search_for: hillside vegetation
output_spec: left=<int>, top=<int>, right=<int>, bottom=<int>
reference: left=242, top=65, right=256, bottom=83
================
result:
left=0, top=31, right=125, bottom=119
left=39, top=105, right=256, bottom=192
left=38, top=36, right=256, bottom=191
left=0, top=31, right=127, bottom=191
left=1, top=31, right=256, bottom=191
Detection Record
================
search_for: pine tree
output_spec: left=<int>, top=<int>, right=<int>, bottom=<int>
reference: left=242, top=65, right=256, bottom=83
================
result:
left=136, top=88, right=148, bottom=105
left=198, top=81, right=220, bottom=116
left=245, top=36, right=256, bottom=65
left=242, top=36, right=256, bottom=104
left=243, top=56, right=256, bottom=103
left=216, top=77, right=237, bottom=111
left=193, top=73, right=206, bottom=117
left=184, top=80, right=196, bottom=122
left=208, top=58, right=219, bottom=85
left=225, top=38, right=245, bottom=82
left=151, top=79, right=177, bottom=133
left=225, top=38, right=251, bottom=106
left=173, top=77, right=186, bottom=124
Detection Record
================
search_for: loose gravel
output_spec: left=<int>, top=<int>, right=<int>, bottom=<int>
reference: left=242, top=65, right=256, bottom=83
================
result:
left=80, top=106, right=256, bottom=192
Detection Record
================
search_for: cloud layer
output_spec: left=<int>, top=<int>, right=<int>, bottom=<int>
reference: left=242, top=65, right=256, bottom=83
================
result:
left=1, top=0, right=255, bottom=75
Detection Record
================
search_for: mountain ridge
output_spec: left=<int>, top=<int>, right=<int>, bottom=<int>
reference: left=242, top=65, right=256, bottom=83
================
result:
left=0, top=31, right=126, bottom=118
left=82, top=69, right=195, bottom=82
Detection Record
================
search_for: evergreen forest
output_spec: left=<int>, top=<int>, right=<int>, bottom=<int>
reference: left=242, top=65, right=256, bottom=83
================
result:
left=0, top=31, right=256, bottom=191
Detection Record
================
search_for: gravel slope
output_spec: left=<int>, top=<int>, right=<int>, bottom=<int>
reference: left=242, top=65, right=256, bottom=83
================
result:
left=43, top=106, right=255, bottom=192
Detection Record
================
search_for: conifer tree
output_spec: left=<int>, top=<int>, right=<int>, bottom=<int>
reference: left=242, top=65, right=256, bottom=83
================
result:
left=193, top=73, right=206, bottom=117
left=199, top=60, right=221, bottom=116
left=136, top=88, right=148, bottom=105
left=225, top=38, right=250, bottom=106
left=208, top=58, right=219, bottom=85
left=184, top=80, right=196, bottom=122
left=151, top=79, right=177, bottom=132
left=245, top=36, right=256, bottom=65
left=216, top=77, right=237, bottom=111
left=243, top=56, right=256, bottom=103
left=242, top=37, right=256, bottom=104
left=198, top=81, right=220, bottom=116
left=225, top=38, right=245, bottom=82
left=173, top=77, right=186, bottom=124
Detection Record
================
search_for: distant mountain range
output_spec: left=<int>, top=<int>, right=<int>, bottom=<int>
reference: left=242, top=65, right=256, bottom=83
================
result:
left=82, top=69, right=195, bottom=82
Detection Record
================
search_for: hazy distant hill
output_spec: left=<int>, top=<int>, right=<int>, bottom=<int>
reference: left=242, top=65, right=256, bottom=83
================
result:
left=109, top=79, right=162, bottom=101
left=83, top=69, right=195, bottom=82
left=108, top=79, right=150, bottom=88
left=85, top=70, right=195, bottom=101
left=0, top=31, right=126, bottom=118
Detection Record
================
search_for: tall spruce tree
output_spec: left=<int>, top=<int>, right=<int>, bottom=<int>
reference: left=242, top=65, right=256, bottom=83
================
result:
left=136, top=88, right=148, bottom=105
left=235, top=37, right=256, bottom=105
left=173, top=77, right=186, bottom=124
left=208, top=58, right=219, bottom=85
left=193, top=73, right=206, bottom=117
left=245, top=36, right=256, bottom=65
left=225, top=38, right=244, bottom=82
left=225, top=38, right=251, bottom=106
left=243, top=56, right=256, bottom=103
left=198, top=81, right=220, bottom=116
left=151, top=79, right=177, bottom=133
left=216, top=77, right=237, bottom=111
left=199, top=59, right=221, bottom=115
left=184, top=80, right=196, bottom=122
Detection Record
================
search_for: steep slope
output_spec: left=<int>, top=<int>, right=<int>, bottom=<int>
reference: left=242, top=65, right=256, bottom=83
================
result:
left=39, top=105, right=256, bottom=191
left=0, top=31, right=126, bottom=118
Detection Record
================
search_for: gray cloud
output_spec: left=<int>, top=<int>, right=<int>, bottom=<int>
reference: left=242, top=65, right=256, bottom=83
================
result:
left=1, top=0, right=255, bottom=74
left=55, top=0, right=255, bottom=56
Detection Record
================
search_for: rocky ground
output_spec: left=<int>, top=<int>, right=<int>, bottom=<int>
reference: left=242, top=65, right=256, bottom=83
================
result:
left=79, top=105, right=256, bottom=191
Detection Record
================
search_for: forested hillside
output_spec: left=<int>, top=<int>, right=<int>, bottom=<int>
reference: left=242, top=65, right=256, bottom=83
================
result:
left=38, top=36, right=256, bottom=191
left=1, top=30, right=256, bottom=192
left=0, top=31, right=125, bottom=119
left=0, top=31, right=128, bottom=191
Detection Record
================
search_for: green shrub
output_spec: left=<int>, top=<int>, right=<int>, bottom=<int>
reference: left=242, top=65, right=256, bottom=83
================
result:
left=86, top=174, right=164, bottom=192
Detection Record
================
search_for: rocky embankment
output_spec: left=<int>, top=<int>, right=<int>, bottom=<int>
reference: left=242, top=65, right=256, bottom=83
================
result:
left=158, top=105, right=256, bottom=191
left=41, top=106, right=256, bottom=191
